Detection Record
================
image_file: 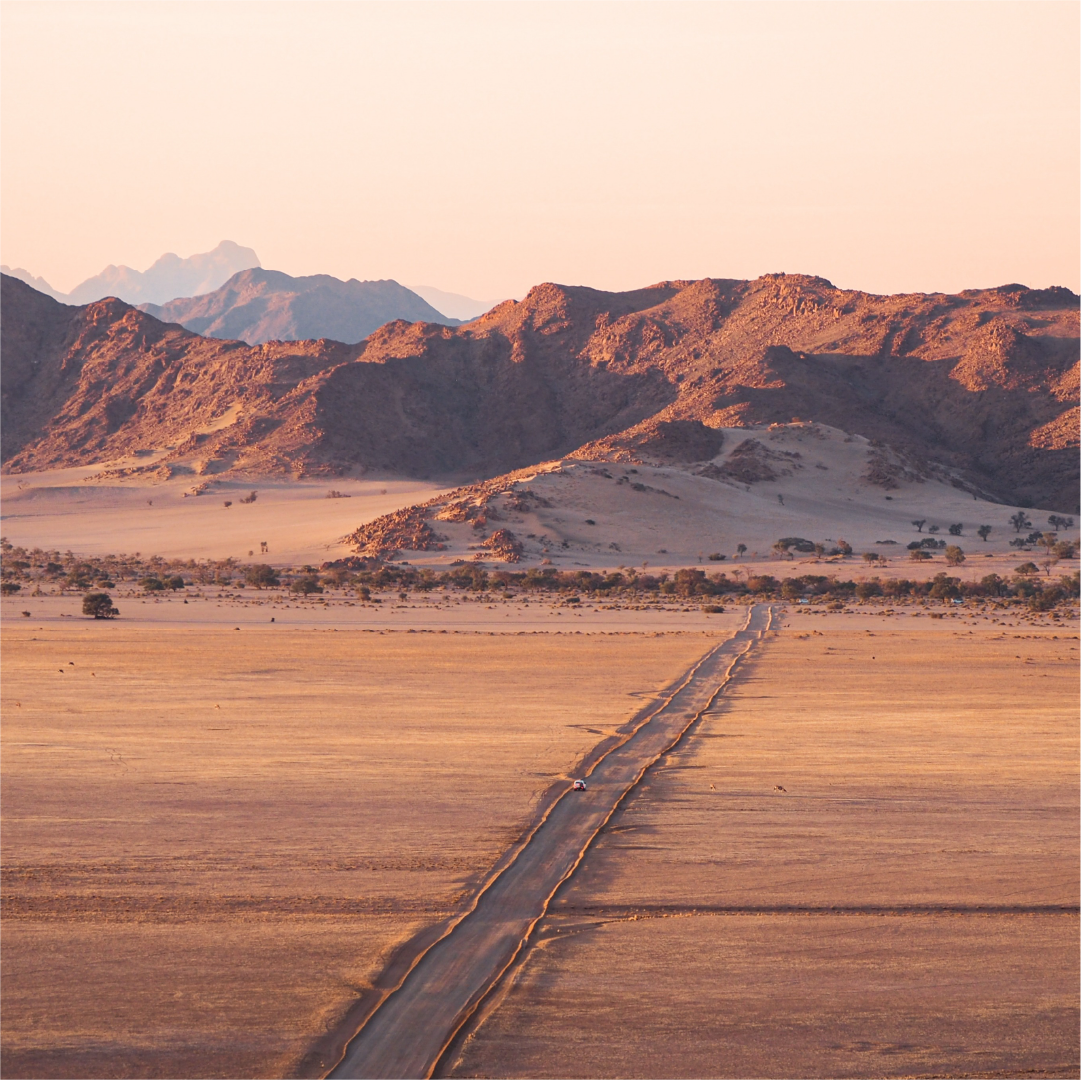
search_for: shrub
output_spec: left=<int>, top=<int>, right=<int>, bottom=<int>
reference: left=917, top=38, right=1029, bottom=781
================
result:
left=245, top=564, right=280, bottom=588
left=240, top=491, right=258, bottom=504
left=82, top=592, right=119, bottom=619
left=1030, top=588, right=1062, bottom=612
left=290, top=576, right=323, bottom=594
left=1, top=580, right=21, bottom=595
left=140, top=576, right=165, bottom=591
left=836, top=539, right=853, bottom=556
left=708, top=552, right=725, bottom=561
left=166, top=575, right=185, bottom=590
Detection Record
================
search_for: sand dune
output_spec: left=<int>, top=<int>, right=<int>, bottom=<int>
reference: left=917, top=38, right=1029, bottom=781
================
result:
left=350, top=422, right=1078, bottom=571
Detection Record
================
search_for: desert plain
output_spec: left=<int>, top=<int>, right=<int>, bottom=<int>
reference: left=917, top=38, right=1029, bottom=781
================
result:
left=2, top=585, right=1077, bottom=1079
left=2, top=268, right=1079, bottom=1079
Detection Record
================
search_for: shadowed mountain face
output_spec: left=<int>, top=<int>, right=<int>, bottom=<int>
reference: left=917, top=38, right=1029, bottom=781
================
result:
left=139, top=269, right=460, bottom=345
left=2, top=272, right=1077, bottom=509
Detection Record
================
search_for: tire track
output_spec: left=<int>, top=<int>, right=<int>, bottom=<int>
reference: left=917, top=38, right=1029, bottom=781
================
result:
left=327, top=604, right=775, bottom=1080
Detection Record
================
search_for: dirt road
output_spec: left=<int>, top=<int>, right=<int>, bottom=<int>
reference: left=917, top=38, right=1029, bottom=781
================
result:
left=328, top=605, right=775, bottom=1079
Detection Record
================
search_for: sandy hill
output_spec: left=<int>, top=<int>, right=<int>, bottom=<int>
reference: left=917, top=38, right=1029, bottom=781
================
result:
left=343, top=422, right=1081, bottom=570
left=2, top=272, right=1076, bottom=512
left=139, top=268, right=460, bottom=345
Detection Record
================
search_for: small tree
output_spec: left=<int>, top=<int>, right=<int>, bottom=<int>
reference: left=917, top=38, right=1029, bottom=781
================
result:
left=977, top=525, right=992, bottom=542
left=166, top=575, right=185, bottom=590
left=814, top=542, right=825, bottom=557
left=836, top=539, right=853, bottom=556
left=945, top=545, right=965, bottom=566
left=911, top=519, right=926, bottom=533
left=910, top=548, right=931, bottom=562
left=736, top=544, right=747, bottom=559
left=1014, top=562, right=1039, bottom=576
left=1009, top=511, right=1032, bottom=533
left=82, top=592, right=118, bottom=619
left=948, top=523, right=963, bottom=536
left=1048, top=514, right=1074, bottom=531
left=927, top=524, right=940, bottom=534
left=1039, top=532, right=1059, bottom=555
left=245, top=564, right=280, bottom=589
left=290, top=576, right=323, bottom=595
left=771, top=539, right=793, bottom=560
left=862, top=551, right=878, bottom=564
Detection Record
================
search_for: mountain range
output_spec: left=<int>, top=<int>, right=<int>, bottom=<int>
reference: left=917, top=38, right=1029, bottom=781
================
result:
left=139, top=269, right=460, bottom=345
left=2, top=271, right=1077, bottom=510
left=1, top=240, right=260, bottom=306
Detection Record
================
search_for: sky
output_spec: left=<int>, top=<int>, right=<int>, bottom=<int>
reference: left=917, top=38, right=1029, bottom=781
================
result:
left=2, top=1, right=1078, bottom=299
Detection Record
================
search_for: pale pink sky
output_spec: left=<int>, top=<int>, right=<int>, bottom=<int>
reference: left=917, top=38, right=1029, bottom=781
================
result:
left=2, top=1, right=1078, bottom=298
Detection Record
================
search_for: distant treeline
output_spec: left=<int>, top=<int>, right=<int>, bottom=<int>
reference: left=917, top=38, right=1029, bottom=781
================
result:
left=1, top=541, right=1077, bottom=611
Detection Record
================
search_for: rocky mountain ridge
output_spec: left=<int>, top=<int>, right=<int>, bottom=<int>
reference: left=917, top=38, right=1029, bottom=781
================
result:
left=139, top=268, right=460, bottom=345
left=2, top=271, right=1077, bottom=510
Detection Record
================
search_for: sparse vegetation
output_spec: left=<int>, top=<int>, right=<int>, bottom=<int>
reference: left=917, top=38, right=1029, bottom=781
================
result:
left=326, top=490, right=351, bottom=499
left=239, top=491, right=258, bottom=504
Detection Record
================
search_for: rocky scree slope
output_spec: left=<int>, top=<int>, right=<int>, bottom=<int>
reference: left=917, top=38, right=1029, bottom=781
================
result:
left=1, top=272, right=1077, bottom=510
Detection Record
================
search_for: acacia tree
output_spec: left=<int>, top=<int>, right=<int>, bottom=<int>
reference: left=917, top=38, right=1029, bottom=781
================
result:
left=83, top=592, right=119, bottom=619
left=911, top=519, right=926, bottom=532
left=977, top=525, right=992, bottom=541
left=945, top=545, right=965, bottom=567
left=736, top=544, right=747, bottom=559
left=1010, top=511, right=1032, bottom=533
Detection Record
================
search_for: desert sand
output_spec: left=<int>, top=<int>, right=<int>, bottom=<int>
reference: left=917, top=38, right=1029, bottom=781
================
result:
left=445, top=616, right=1080, bottom=1079
left=0, top=628, right=714, bottom=1078
left=0, top=467, right=446, bottom=564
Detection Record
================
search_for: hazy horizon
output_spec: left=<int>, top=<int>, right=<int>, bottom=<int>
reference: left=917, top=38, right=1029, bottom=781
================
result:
left=2, top=1, right=1078, bottom=298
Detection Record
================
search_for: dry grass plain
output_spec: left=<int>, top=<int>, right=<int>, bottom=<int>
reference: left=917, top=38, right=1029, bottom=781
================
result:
left=0, top=627, right=714, bottom=1079
left=447, top=619, right=1080, bottom=1079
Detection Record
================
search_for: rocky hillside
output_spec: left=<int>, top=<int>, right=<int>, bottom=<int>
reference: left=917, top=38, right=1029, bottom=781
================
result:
left=2, top=271, right=1077, bottom=510
left=140, top=269, right=460, bottom=345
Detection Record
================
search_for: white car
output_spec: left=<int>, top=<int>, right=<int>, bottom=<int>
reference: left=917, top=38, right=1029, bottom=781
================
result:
left=572, top=779, right=587, bottom=791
